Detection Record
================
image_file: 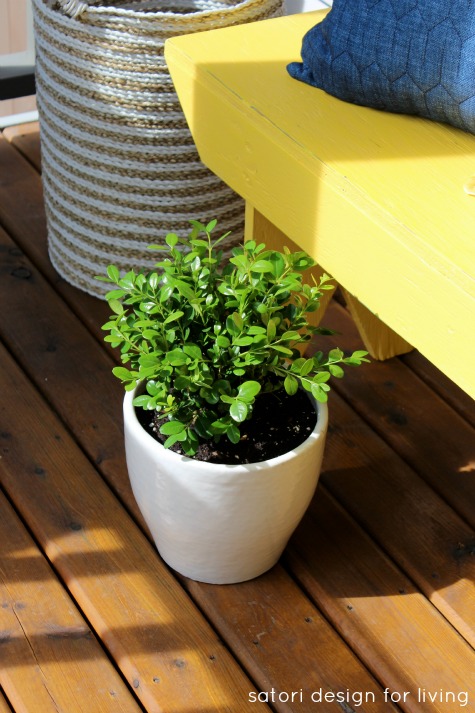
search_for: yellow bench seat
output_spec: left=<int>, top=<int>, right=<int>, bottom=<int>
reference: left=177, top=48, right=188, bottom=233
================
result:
left=165, top=10, right=475, bottom=400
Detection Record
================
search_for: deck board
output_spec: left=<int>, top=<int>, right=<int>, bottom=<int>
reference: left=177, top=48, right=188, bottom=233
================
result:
left=0, top=491, right=141, bottom=713
left=1, top=123, right=474, bottom=713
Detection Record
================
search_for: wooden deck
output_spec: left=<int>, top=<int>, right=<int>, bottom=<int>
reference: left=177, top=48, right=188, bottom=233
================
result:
left=0, top=123, right=474, bottom=713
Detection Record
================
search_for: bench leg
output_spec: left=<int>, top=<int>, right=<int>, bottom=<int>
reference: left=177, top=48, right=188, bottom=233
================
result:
left=341, top=289, right=413, bottom=360
left=245, top=205, right=334, bottom=328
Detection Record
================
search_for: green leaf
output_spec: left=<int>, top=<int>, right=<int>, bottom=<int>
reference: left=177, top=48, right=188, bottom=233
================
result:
left=220, top=394, right=234, bottom=405
left=229, top=254, right=249, bottom=272
left=329, top=348, right=344, bottom=362
left=284, top=374, right=299, bottom=396
left=163, top=434, right=182, bottom=449
left=250, top=259, right=273, bottom=273
left=300, top=358, right=314, bottom=376
left=142, top=329, right=159, bottom=340
left=183, top=344, right=202, bottom=360
left=104, top=288, right=127, bottom=301
left=267, top=252, right=285, bottom=277
left=132, top=394, right=153, bottom=408
left=149, top=272, right=160, bottom=290
left=271, top=345, right=293, bottom=355
left=165, top=233, right=179, bottom=247
left=237, top=381, right=261, bottom=400
left=216, top=335, right=231, bottom=348
left=343, top=350, right=370, bottom=365
left=106, top=265, right=120, bottom=283
left=290, top=358, right=306, bottom=372
left=160, top=285, right=173, bottom=302
left=234, top=336, right=254, bottom=347
left=118, top=271, right=135, bottom=290
left=227, top=424, right=241, bottom=444
left=313, top=371, right=331, bottom=383
left=247, top=326, right=266, bottom=335
left=112, top=366, right=134, bottom=381
left=173, top=279, right=195, bottom=301
left=190, top=239, right=209, bottom=249
left=281, top=331, right=301, bottom=341
left=210, top=418, right=229, bottom=434
left=267, top=319, right=277, bottom=340
left=104, top=336, right=122, bottom=347
left=175, top=375, right=191, bottom=389
left=163, top=310, right=183, bottom=325
left=166, top=349, right=188, bottom=366
left=310, top=384, right=328, bottom=403
left=232, top=312, right=244, bottom=331
left=329, top=364, right=345, bottom=378
left=226, top=315, right=241, bottom=336
left=108, top=299, right=124, bottom=316
left=160, top=420, right=186, bottom=436
left=230, top=400, right=248, bottom=422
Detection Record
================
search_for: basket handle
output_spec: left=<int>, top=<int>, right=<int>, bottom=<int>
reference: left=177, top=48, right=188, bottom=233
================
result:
left=56, top=0, right=90, bottom=17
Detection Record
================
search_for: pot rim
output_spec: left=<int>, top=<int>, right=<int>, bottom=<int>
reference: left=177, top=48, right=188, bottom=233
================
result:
left=124, top=384, right=328, bottom=472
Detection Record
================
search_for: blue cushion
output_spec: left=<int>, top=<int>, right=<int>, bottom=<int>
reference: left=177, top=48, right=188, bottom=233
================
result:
left=287, top=0, right=475, bottom=134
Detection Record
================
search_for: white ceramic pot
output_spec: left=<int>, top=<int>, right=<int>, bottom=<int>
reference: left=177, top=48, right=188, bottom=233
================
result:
left=124, top=388, right=328, bottom=584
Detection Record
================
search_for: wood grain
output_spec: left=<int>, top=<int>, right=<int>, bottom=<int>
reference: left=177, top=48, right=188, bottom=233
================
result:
left=0, top=344, right=267, bottom=712
left=286, top=488, right=475, bottom=713
left=0, top=491, right=141, bottom=713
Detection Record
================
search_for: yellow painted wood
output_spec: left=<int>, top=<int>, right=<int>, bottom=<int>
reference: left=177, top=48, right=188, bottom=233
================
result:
left=341, top=289, right=413, bottom=360
left=0, top=694, right=11, bottom=713
left=245, top=204, right=335, bottom=330
left=246, top=204, right=411, bottom=357
left=165, top=10, right=475, bottom=399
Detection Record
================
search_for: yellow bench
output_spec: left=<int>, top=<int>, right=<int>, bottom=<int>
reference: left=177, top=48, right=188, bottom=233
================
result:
left=165, top=10, right=475, bottom=400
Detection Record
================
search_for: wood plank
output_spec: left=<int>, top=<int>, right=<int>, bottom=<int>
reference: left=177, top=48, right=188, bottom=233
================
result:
left=0, top=491, right=142, bottom=713
left=0, top=344, right=268, bottom=712
left=0, top=133, right=112, bottom=341
left=285, top=488, right=475, bottom=713
left=316, top=301, right=475, bottom=530
left=401, top=350, right=475, bottom=430
left=3, top=122, right=41, bottom=172
left=0, top=222, right=138, bottom=518
left=318, top=388, right=475, bottom=648
left=184, top=567, right=399, bottom=713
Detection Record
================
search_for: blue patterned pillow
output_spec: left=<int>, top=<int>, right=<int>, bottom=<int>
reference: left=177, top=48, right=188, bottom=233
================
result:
left=287, top=0, right=475, bottom=134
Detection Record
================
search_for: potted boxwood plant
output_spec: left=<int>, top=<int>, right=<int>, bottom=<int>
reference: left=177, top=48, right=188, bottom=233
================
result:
left=99, top=219, right=368, bottom=584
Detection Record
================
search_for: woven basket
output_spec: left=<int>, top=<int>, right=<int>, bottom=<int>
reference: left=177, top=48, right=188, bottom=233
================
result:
left=32, top=0, right=282, bottom=297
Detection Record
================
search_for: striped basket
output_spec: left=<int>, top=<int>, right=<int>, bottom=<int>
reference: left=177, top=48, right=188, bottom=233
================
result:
left=32, top=0, right=282, bottom=297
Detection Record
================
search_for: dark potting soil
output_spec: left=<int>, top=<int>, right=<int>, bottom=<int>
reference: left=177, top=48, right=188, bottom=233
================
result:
left=135, top=389, right=318, bottom=464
